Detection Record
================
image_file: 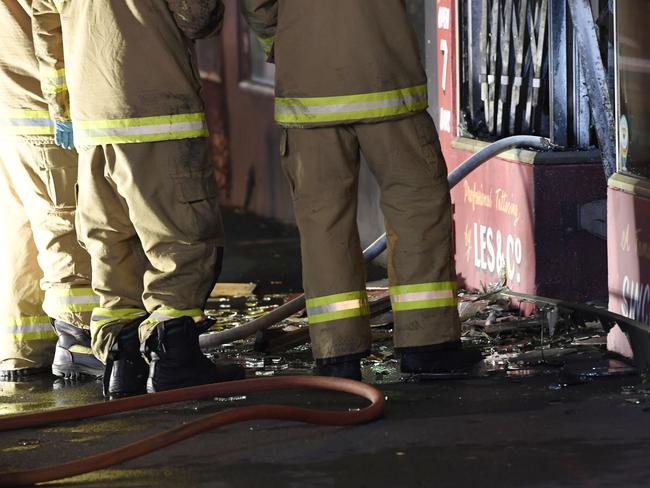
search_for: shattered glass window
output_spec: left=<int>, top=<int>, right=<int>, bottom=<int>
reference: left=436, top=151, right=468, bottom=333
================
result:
left=617, top=0, right=650, bottom=178
left=458, top=0, right=614, bottom=148
left=459, top=0, right=551, bottom=141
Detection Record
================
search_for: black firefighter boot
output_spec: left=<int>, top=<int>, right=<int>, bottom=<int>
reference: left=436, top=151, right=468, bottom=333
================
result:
left=103, top=318, right=149, bottom=399
left=51, top=320, right=104, bottom=379
left=398, top=340, right=483, bottom=375
left=314, top=353, right=364, bottom=381
left=145, top=316, right=245, bottom=393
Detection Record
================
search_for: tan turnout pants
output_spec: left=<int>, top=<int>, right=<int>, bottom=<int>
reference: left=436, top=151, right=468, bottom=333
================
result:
left=281, top=112, right=461, bottom=361
left=76, top=138, right=224, bottom=363
left=0, top=139, right=94, bottom=371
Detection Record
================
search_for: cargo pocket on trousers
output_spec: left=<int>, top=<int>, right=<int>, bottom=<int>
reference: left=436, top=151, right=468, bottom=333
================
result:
left=412, top=113, right=446, bottom=180
left=39, top=145, right=78, bottom=209
left=174, top=167, right=224, bottom=242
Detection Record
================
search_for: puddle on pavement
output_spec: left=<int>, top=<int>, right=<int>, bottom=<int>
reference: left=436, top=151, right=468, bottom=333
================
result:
left=0, top=290, right=641, bottom=417
left=620, top=383, right=650, bottom=410
left=203, top=291, right=639, bottom=389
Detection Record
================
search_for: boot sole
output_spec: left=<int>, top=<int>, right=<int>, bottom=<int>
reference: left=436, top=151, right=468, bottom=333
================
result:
left=52, top=364, right=104, bottom=380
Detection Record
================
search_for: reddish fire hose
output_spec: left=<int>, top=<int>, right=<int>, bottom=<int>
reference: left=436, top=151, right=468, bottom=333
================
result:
left=0, top=376, right=385, bottom=487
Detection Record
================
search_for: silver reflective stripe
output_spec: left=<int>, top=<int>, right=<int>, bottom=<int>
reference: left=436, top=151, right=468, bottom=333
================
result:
left=275, top=92, right=427, bottom=117
left=46, top=295, right=99, bottom=306
left=150, top=312, right=175, bottom=321
left=90, top=315, right=112, bottom=322
left=81, top=120, right=206, bottom=138
left=51, top=75, right=66, bottom=86
left=7, top=322, right=51, bottom=334
left=0, top=118, right=52, bottom=127
left=391, top=290, right=455, bottom=304
left=307, top=299, right=367, bottom=317
left=149, top=312, right=202, bottom=322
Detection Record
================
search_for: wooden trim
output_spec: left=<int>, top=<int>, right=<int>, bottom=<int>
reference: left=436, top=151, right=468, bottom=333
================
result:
left=608, top=172, right=650, bottom=199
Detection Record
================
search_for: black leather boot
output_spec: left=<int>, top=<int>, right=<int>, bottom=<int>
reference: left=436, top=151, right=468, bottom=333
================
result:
left=103, top=318, right=149, bottom=399
left=145, top=316, right=244, bottom=393
left=51, top=320, right=104, bottom=379
left=314, top=353, right=364, bottom=381
left=398, top=340, right=483, bottom=374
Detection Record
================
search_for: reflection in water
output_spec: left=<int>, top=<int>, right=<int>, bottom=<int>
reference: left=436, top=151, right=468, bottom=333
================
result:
left=0, top=292, right=640, bottom=419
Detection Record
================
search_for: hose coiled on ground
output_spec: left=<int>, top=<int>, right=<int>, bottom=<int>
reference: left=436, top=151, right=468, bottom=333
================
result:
left=0, top=376, right=385, bottom=487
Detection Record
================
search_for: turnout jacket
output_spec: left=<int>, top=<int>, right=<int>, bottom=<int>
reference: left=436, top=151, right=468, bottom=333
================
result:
left=0, top=0, right=57, bottom=138
left=240, top=0, right=428, bottom=127
left=31, top=0, right=225, bottom=145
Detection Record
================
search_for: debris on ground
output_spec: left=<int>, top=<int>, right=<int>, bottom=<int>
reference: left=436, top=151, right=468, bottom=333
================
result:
left=202, top=287, right=639, bottom=387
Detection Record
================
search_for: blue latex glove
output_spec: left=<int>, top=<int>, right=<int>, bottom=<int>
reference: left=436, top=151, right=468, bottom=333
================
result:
left=54, top=121, right=75, bottom=150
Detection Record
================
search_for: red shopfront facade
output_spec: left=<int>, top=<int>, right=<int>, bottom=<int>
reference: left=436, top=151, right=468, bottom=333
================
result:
left=607, top=0, right=650, bottom=359
left=437, top=0, right=609, bottom=302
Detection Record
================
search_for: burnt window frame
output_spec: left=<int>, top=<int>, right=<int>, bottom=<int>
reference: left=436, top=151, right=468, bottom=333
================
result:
left=457, top=0, right=614, bottom=150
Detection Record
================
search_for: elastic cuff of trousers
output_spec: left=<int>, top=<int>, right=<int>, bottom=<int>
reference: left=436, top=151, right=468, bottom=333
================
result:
left=395, top=340, right=462, bottom=356
left=315, top=350, right=370, bottom=367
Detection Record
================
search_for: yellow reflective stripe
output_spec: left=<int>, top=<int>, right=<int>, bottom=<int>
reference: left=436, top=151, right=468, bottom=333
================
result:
left=389, top=282, right=457, bottom=295
left=306, top=291, right=367, bottom=308
left=152, top=308, right=203, bottom=320
left=75, top=113, right=208, bottom=145
left=68, top=344, right=92, bottom=355
left=6, top=315, right=50, bottom=327
left=41, top=68, right=68, bottom=95
left=90, top=308, right=147, bottom=334
left=47, top=287, right=96, bottom=297
left=1, top=109, right=51, bottom=118
left=391, top=297, right=457, bottom=312
left=257, top=36, right=274, bottom=55
left=306, top=291, right=370, bottom=325
left=139, top=308, right=203, bottom=329
left=0, top=109, right=55, bottom=135
left=78, top=130, right=208, bottom=145
left=2, top=315, right=56, bottom=341
left=275, top=85, right=428, bottom=125
left=276, top=85, right=428, bottom=108
left=145, top=308, right=203, bottom=322
left=77, top=113, right=206, bottom=129
left=11, top=331, right=57, bottom=341
left=44, top=287, right=100, bottom=314
left=390, top=282, right=458, bottom=312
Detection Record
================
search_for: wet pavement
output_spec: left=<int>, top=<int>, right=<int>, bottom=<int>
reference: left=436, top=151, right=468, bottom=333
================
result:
left=2, top=208, right=650, bottom=487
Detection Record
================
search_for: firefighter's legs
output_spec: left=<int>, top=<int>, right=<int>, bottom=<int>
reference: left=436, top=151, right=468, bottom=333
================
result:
left=76, top=143, right=149, bottom=395
left=357, top=112, right=460, bottom=348
left=77, top=139, right=241, bottom=397
left=358, top=113, right=480, bottom=372
left=0, top=153, right=54, bottom=377
left=3, top=141, right=101, bottom=379
left=282, top=127, right=371, bottom=378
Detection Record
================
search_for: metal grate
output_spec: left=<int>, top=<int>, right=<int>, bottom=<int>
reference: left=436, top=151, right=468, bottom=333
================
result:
left=459, top=0, right=614, bottom=150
